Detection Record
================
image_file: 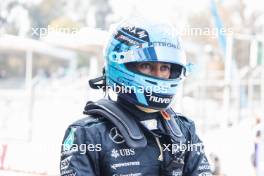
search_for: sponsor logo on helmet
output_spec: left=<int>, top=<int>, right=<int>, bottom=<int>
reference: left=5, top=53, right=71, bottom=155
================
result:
left=122, top=24, right=148, bottom=39
left=148, top=41, right=181, bottom=49
left=149, top=95, right=171, bottom=104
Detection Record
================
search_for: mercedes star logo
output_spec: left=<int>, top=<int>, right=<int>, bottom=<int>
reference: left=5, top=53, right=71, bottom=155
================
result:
left=109, top=127, right=125, bottom=144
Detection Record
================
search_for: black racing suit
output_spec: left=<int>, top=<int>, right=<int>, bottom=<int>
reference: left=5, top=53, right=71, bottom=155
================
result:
left=60, top=98, right=212, bottom=176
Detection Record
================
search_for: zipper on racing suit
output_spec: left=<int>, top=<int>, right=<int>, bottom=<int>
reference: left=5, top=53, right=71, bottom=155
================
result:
left=155, top=136, right=164, bottom=161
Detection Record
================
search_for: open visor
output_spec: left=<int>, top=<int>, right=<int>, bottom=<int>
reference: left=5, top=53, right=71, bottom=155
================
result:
left=110, top=46, right=187, bottom=67
left=125, top=61, right=186, bottom=79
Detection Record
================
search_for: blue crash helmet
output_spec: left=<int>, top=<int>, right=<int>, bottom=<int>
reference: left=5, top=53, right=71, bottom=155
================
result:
left=104, top=17, right=189, bottom=110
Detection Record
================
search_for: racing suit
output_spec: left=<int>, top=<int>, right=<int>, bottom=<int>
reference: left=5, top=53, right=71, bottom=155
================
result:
left=60, top=98, right=212, bottom=176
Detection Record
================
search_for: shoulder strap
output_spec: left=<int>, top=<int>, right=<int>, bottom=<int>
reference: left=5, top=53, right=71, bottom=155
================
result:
left=83, top=99, right=147, bottom=148
left=162, top=108, right=186, bottom=143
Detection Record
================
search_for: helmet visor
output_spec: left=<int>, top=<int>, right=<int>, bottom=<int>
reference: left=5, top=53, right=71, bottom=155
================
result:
left=110, top=46, right=186, bottom=67
left=125, top=61, right=186, bottom=80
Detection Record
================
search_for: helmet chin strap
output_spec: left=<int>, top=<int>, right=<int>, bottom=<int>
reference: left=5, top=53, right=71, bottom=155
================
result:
left=136, top=105, right=160, bottom=113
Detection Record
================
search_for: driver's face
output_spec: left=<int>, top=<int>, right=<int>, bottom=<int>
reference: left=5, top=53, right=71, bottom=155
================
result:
left=135, top=62, right=171, bottom=79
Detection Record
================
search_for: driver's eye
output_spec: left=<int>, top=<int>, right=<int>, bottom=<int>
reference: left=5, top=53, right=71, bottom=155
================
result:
left=160, top=65, right=171, bottom=72
left=137, top=63, right=153, bottom=74
left=139, top=63, right=151, bottom=70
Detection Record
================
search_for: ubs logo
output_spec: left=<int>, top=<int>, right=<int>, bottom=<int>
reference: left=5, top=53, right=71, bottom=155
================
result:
left=111, top=148, right=135, bottom=158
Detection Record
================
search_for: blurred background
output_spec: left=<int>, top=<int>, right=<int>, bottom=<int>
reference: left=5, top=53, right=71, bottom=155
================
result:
left=0, top=0, right=264, bottom=175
